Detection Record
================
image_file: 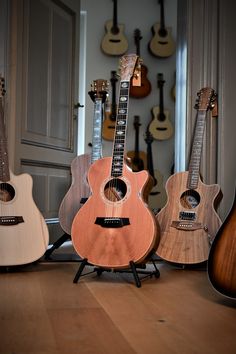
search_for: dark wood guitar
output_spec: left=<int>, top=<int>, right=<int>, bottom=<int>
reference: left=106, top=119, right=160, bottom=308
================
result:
left=130, top=29, right=151, bottom=98
left=101, top=0, right=128, bottom=56
left=149, top=0, right=175, bottom=58
left=144, top=130, right=167, bottom=213
left=0, top=76, right=49, bottom=266
left=127, top=116, right=147, bottom=172
left=71, top=54, right=159, bottom=269
left=148, top=73, right=173, bottom=140
left=208, top=189, right=236, bottom=299
left=58, top=79, right=107, bottom=235
left=102, top=71, right=118, bottom=141
left=156, top=88, right=222, bottom=264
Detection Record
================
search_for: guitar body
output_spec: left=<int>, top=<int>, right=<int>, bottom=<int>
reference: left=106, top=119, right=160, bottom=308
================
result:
left=58, top=154, right=91, bottom=235
left=101, top=20, right=128, bottom=56
left=208, top=193, right=236, bottom=299
left=130, top=65, right=151, bottom=98
left=0, top=171, right=49, bottom=266
left=71, top=157, right=159, bottom=268
left=156, top=172, right=222, bottom=264
left=149, top=105, right=173, bottom=140
left=149, top=23, right=175, bottom=58
left=102, top=110, right=116, bottom=141
left=126, top=150, right=147, bottom=172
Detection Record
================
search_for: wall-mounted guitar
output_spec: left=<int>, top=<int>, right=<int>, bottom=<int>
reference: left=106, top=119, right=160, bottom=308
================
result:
left=208, top=188, right=236, bottom=299
left=102, top=71, right=118, bottom=141
left=71, top=54, right=159, bottom=269
left=129, top=29, right=151, bottom=98
left=149, top=0, right=175, bottom=58
left=148, top=73, right=173, bottom=140
left=144, top=129, right=167, bottom=214
left=156, top=88, right=222, bottom=265
left=0, top=76, right=49, bottom=266
left=58, top=79, right=107, bottom=235
left=127, top=115, right=147, bottom=172
left=101, top=0, right=128, bottom=56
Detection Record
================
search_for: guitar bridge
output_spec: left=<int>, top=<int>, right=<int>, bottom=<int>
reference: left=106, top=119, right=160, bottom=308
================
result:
left=0, top=216, right=24, bottom=226
left=171, top=221, right=202, bottom=231
left=95, top=217, right=130, bottom=228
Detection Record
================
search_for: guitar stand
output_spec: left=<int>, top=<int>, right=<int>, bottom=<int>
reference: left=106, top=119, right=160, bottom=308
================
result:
left=44, top=232, right=71, bottom=260
left=73, top=257, right=160, bottom=288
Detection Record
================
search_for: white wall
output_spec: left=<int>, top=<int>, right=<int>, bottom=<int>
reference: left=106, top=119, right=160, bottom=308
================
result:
left=80, top=0, right=177, bottom=182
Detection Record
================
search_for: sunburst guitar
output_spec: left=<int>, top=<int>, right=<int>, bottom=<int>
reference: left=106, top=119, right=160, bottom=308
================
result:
left=156, top=88, right=222, bottom=264
left=0, top=76, right=49, bottom=266
left=59, top=79, right=107, bottom=235
left=71, top=54, right=159, bottom=269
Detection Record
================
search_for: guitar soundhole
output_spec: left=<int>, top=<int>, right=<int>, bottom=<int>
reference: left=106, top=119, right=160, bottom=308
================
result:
left=0, top=183, right=15, bottom=202
left=104, top=178, right=127, bottom=202
left=180, top=190, right=200, bottom=209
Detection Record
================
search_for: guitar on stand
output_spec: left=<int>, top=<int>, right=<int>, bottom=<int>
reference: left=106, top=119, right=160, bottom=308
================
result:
left=0, top=75, right=49, bottom=266
left=102, top=71, right=118, bottom=141
left=127, top=115, right=147, bottom=172
left=156, top=88, right=222, bottom=265
left=144, top=129, right=167, bottom=214
left=208, top=188, right=236, bottom=299
left=71, top=54, right=159, bottom=285
left=45, top=80, right=107, bottom=259
left=130, top=29, right=151, bottom=98
left=148, top=73, right=173, bottom=140
left=148, top=0, right=175, bottom=58
left=101, top=0, right=128, bottom=56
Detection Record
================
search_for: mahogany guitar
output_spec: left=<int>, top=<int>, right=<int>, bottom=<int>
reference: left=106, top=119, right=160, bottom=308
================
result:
left=58, top=79, right=107, bottom=235
left=144, top=130, right=167, bottom=214
left=149, top=0, right=175, bottom=58
left=71, top=54, right=159, bottom=269
left=0, top=76, right=49, bottom=266
left=156, top=88, right=222, bottom=264
left=101, top=0, right=128, bottom=56
left=208, top=189, right=236, bottom=299
left=127, top=116, right=147, bottom=172
left=102, top=71, right=118, bottom=141
left=148, top=73, right=173, bottom=140
left=130, top=29, right=151, bottom=98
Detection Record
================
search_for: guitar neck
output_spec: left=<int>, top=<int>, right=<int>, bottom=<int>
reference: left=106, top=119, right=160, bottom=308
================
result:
left=111, top=80, right=130, bottom=177
left=0, top=98, right=10, bottom=182
left=91, top=98, right=103, bottom=164
left=159, top=0, right=166, bottom=31
left=146, top=142, right=155, bottom=181
left=187, top=110, right=207, bottom=189
left=112, top=0, right=119, bottom=34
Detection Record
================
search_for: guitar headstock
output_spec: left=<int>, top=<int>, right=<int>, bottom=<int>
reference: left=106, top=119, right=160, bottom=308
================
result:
left=89, top=79, right=108, bottom=103
left=144, top=129, right=154, bottom=145
left=195, top=87, right=217, bottom=111
left=157, top=73, right=165, bottom=88
left=0, top=75, right=6, bottom=99
left=118, top=54, right=140, bottom=83
left=110, top=70, right=118, bottom=84
left=133, top=115, right=141, bottom=129
left=134, top=29, right=142, bottom=44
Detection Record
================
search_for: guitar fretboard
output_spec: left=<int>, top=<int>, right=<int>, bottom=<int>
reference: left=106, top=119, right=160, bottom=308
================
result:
left=91, top=99, right=103, bottom=164
left=187, top=110, right=207, bottom=189
left=111, top=80, right=129, bottom=177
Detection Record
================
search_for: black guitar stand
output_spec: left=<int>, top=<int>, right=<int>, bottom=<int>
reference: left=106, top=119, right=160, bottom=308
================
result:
left=44, top=232, right=72, bottom=260
left=73, top=256, right=160, bottom=288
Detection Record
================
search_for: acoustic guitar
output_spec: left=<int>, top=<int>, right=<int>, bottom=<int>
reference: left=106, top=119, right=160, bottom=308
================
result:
left=0, top=76, right=49, bottom=266
left=149, top=0, right=175, bottom=58
left=101, top=0, right=128, bottom=56
left=127, top=116, right=147, bottom=172
left=71, top=54, right=159, bottom=269
left=144, top=130, right=167, bottom=214
left=58, top=79, right=107, bottom=235
left=148, top=73, right=174, bottom=140
left=102, top=71, right=118, bottom=141
left=156, top=87, right=222, bottom=264
left=129, top=29, right=151, bottom=98
left=208, top=189, right=236, bottom=299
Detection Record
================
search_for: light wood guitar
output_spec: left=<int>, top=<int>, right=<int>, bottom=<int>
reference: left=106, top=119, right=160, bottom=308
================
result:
left=127, top=116, right=147, bottom=172
left=149, top=0, right=175, bottom=58
left=148, top=73, right=173, bottom=140
left=71, top=54, right=159, bottom=269
left=208, top=188, right=236, bottom=299
left=156, top=88, right=222, bottom=264
left=101, top=0, right=128, bottom=56
left=144, top=130, right=167, bottom=214
left=0, top=76, right=49, bottom=266
left=130, top=29, right=151, bottom=98
left=58, top=79, right=107, bottom=235
left=102, top=71, right=118, bottom=141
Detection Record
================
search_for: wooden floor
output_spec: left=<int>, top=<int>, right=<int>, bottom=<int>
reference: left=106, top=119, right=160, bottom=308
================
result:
left=0, top=247, right=236, bottom=354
